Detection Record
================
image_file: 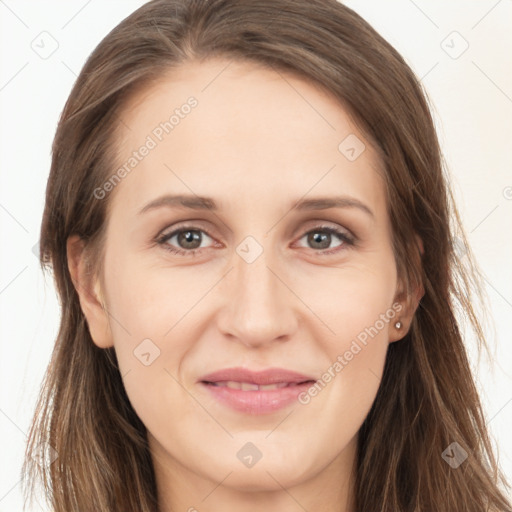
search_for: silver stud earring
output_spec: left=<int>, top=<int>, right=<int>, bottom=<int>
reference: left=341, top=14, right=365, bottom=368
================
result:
left=394, top=321, right=402, bottom=329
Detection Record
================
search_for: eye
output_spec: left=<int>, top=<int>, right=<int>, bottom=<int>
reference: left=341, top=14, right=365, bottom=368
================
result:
left=295, top=225, right=355, bottom=255
left=155, top=224, right=355, bottom=257
left=156, top=227, right=215, bottom=256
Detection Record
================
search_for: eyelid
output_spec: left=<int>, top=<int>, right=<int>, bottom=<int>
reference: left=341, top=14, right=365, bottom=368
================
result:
left=156, top=219, right=216, bottom=241
left=298, top=219, right=353, bottom=237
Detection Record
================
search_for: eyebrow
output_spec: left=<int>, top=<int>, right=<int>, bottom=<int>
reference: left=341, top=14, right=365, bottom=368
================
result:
left=137, top=194, right=374, bottom=218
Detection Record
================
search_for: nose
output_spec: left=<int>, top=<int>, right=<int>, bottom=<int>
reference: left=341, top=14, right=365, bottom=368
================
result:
left=216, top=243, right=299, bottom=349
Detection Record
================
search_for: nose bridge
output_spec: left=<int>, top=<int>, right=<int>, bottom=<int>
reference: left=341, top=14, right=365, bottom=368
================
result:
left=236, top=241, right=277, bottom=307
left=218, top=234, right=298, bottom=345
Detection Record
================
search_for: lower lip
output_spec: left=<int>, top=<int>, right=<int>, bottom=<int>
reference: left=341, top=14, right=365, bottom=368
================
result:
left=200, top=382, right=315, bottom=415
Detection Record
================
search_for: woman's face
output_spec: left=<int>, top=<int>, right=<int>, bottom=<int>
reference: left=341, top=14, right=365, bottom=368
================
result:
left=74, top=58, right=409, bottom=508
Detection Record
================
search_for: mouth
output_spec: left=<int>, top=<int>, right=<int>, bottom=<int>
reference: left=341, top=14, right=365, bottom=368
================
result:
left=201, top=380, right=316, bottom=391
left=198, top=367, right=318, bottom=414
left=199, top=379, right=317, bottom=415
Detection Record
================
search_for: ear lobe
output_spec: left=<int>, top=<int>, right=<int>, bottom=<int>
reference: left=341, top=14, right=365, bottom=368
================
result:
left=66, top=234, right=114, bottom=349
left=389, top=289, right=422, bottom=343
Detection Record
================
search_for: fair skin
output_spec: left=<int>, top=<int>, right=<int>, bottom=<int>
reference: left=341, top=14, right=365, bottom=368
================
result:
left=68, top=58, right=421, bottom=512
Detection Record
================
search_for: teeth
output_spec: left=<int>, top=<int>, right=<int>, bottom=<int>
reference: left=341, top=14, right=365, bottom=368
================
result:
left=212, top=381, right=290, bottom=390
left=259, top=383, right=288, bottom=390
left=241, top=382, right=259, bottom=391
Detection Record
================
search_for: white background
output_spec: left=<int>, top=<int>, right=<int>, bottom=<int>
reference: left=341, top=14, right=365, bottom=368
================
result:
left=1, top=0, right=511, bottom=509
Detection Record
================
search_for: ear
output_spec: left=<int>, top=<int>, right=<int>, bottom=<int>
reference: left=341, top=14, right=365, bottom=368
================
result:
left=389, top=234, right=425, bottom=343
left=67, top=234, right=114, bottom=348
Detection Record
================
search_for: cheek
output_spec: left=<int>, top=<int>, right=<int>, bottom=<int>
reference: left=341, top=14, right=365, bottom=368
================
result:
left=292, top=254, right=397, bottom=342
left=100, top=248, right=212, bottom=424
left=102, top=244, right=201, bottom=339
left=300, top=290, right=393, bottom=450
left=295, top=257, right=396, bottom=428
left=102, top=255, right=199, bottom=435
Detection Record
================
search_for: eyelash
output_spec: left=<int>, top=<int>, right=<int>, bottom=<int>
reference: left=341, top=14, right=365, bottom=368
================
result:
left=155, top=224, right=356, bottom=257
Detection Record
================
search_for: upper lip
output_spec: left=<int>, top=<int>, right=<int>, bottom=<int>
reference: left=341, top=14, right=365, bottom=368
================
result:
left=199, top=367, right=316, bottom=385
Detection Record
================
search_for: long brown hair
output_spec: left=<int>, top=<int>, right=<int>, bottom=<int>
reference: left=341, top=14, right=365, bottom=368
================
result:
left=22, top=0, right=512, bottom=510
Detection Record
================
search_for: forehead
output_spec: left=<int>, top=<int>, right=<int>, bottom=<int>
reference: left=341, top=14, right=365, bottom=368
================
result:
left=119, top=57, right=371, bottom=148
left=109, top=57, right=386, bottom=217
